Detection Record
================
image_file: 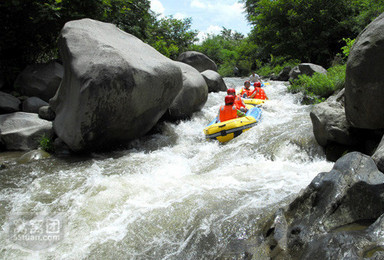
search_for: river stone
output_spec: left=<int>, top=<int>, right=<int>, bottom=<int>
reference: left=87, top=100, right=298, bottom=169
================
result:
left=17, top=149, right=51, bottom=164
left=201, top=70, right=227, bottom=93
left=0, top=91, right=21, bottom=114
left=38, top=105, right=55, bottom=121
left=14, top=61, right=63, bottom=102
left=289, top=63, right=327, bottom=82
left=372, top=135, right=384, bottom=173
left=22, top=97, right=48, bottom=114
left=50, top=18, right=182, bottom=152
left=262, top=152, right=384, bottom=259
left=165, top=62, right=208, bottom=120
left=0, top=112, right=53, bottom=151
left=177, top=51, right=218, bottom=72
left=276, top=66, right=291, bottom=81
left=345, top=12, right=384, bottom=129
left=310, top=98, right=354, bottom=147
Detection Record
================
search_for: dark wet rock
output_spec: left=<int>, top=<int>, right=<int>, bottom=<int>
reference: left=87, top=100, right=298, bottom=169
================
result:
left=0, top=112, right=53, bottom=151
left=50, top=19, right=183, bottom=152
left=177, top=51, right=217, bottom=72
left=262, top=152, right=384, bottom=259
left=201, top=70, right=227, bottom=93
left=0, top=91, right=21, bottom=114
left=14, top=61, right=63, bottom=102
left=276, top=66, right=292, bottom=81
left=53, top=138, right=72, bottom=157
left=38, top=106, right=55, bottom=121
left=22, top=97, right=48, bottom=114
left=345, top=12, right=384, bottom=129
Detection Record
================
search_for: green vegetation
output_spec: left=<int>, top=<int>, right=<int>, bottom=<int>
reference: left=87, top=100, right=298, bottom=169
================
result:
left=288, top=65, right=346, bottom=104
left=0, top=0, right=197, bottom=88
left=1, top=0, right=384, bottom=101
left=39, top=134, right=54, bottom=153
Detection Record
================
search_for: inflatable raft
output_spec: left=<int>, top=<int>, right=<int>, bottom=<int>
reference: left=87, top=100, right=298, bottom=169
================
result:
left=204, top=106, right=262, bottom=143
left=243, top=98, right=266, bottom=106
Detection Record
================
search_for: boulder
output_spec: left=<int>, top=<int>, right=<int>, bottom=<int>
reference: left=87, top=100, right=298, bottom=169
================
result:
left=50, top=19, right=183, bottom=152
left=165, top=62, right=208, bottom=120
left=0, top=91, right=21, bottom=114
left=38, top=106, right=55, bottom=121
left=289, top=63, right=327, bottom=82
left=277, top=66, right=291, bottom=81
left=177, top=51, right=217, bottom=72
left=345, top=12, right=384, bottom=129
left=201, top=70, right=227, bottom=93
left=310, top=97, right=354, bottom=147
left=0, top=112, right=53, bottom=151
left=263, top=152, right=384, bottom=259
left=14, top=61, right=63, bottom=102
left=372, top=135, right=384, bottom=173
left=17, top=149, right=51, bottom=164
left=22, top=97, right=48, bottom=114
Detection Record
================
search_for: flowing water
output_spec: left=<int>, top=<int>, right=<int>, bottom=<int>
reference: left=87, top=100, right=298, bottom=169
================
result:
left=0, top=78, right=333, bottom=259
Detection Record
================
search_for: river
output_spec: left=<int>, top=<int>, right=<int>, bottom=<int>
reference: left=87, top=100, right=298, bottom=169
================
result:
left=0, top=78, right=333, bottom=259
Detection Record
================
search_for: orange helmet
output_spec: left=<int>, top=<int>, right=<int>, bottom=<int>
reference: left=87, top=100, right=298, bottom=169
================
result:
left=225, top=95, right=235, bottom=105
left=254, top=82, right=261, bottom=87
left=227, top=88, right=236, bottom=95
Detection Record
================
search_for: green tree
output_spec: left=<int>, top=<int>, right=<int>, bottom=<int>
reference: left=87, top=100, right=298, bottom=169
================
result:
left=148, top=16, right=198, bottom=59
left=241, top=0, right=384, bottom=67
left=0, top=0, right=154, bottom=88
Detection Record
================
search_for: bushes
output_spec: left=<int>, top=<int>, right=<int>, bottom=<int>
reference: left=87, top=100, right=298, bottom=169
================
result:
left=288, top=64, right=346, bottom=104
left=256, top=57, right=300, bottom=77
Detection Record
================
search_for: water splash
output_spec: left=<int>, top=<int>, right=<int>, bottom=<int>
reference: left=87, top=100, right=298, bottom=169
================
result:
left=0, top=79, right=333, bottom=259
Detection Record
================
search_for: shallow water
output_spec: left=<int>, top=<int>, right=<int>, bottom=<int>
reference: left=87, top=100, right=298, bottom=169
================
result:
left=0, top=78, right=333, bottom=259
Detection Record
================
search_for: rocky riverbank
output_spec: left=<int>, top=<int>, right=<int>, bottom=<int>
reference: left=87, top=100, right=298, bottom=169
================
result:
left=0, top=18, right=226, bottom=154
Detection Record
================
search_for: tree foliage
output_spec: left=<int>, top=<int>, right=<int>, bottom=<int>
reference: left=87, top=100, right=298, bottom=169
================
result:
left=242, top=0, right=384, bottom=67
left=0, top=0, right=198, bottom=88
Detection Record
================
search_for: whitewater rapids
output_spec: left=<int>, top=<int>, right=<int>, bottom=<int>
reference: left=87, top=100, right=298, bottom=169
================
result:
left=0, top=78, right=333, bottom=259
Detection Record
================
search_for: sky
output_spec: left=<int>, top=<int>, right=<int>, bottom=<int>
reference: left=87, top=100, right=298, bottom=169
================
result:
left=149, top=0, right=252, bottom=42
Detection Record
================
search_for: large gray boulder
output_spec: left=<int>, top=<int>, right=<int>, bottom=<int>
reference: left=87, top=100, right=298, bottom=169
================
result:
left=345, top=13, right=384, bottom=129
left=0, top=91, right=21, bottom=114
left=201, top=70, right=227, bottom=93
left=289, top=63, right=327, bottom=82
left=177, top=51, right=217, bottom=72
left=50, top=19, right=183, bottom=152
left=310, top=92, right=354, bottom=147
left=22, top=97, right=48, bottom=114
left=0, top=112, right=53, bottom=151
left=262, top=152, right=384, bottom=259
left=165, top=62, right=208, bottom=120
left=14, top=61, right=63, bottom=102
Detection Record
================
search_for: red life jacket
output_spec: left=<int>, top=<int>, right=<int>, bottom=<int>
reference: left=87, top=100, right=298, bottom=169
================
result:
left=252, top=87, right=268, bottom=100
left=240, top=88, right=253, bottom=98
left=234, top=96, right=246, bottom=110
left=219, top=105, right=238, bottom=122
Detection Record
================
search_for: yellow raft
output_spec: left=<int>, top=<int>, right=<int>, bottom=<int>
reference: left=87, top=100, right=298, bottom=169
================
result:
left=243, top=98, right=266, bottom=106
left=204, top=106, right=262, bottom=143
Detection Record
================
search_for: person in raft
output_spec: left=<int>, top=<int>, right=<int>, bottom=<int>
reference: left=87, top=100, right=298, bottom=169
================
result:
left=252, top=82, right=268, bottom=100
left=249, top=72, right=261, bottom=83
left=240, top=81, right=254, bottom=98
left=227, top=88, right=247, bottom=113
left=218, top=95, right=246, bottom=122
